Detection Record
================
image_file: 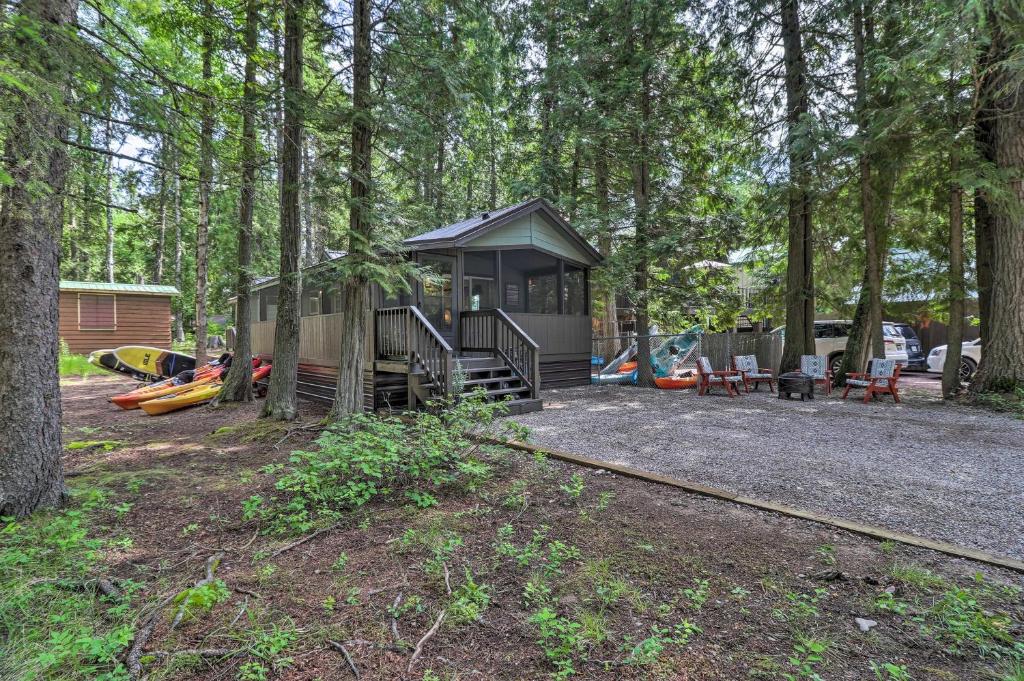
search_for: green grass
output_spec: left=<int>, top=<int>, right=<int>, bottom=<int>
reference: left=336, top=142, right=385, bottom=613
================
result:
left=66, top=440, right=122, bottom=452
left=59, top=353, right=106, bottom=378
left=0, top=488, right=137, bottom=680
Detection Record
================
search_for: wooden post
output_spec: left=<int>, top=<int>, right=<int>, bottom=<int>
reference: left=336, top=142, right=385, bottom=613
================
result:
left=406, top=307, right=415, bottom=408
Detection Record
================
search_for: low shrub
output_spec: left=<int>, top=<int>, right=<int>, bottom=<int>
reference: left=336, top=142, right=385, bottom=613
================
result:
left=246, top=393, right=527, bottom=534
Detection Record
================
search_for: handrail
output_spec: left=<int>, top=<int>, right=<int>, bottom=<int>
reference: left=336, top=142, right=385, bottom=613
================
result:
left=375, top=306, right=453, bottom=404
left=460, top=308, right=540, bottom=399
left=409, top=306, right=454, bottom=353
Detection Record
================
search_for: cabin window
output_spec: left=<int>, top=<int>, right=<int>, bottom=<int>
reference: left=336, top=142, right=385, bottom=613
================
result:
left=463, top=251, right=497, bottom=310
left=264, top=288, right=278, bottom=322
left=563, top=264, right=586, bottom=315
left=302, top=290, right=322, bottom=317
left=79, top=294, right=116, bottom=330
left=421, top=256, right=454, bottom=332
left=323, top=287, right=341, bottom=315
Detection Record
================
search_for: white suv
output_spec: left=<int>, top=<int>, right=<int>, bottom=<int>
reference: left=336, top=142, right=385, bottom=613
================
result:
left=927, top=338, right=981, bottom=381
left=773, top=320, right=909, bottom=375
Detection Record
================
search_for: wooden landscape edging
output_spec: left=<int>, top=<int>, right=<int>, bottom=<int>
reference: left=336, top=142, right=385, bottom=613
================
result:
left=481, top=436, right=1024, bottom=575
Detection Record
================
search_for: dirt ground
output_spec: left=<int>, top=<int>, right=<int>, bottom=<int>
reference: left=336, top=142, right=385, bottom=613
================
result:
left=46, top=374, right=1024, bottom=680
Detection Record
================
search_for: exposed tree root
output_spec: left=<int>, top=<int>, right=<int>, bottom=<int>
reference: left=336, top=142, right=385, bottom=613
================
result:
left=269, top=523, right=339, bottom=558
left=408, top=610, right=445, bottom=673
left=170, top=552, right=225, bottom=631
left=327, top=640, right=360, bottom=679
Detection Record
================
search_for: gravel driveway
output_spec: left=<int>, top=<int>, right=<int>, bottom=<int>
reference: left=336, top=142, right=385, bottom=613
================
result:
left=510, top=384, right=1024, bottom=560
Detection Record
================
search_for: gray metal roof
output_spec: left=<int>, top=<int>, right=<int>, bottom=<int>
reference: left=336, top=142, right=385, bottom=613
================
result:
left=403, top=199, right=537, bottom=245
left=60, top=280, right=179, bottom=296
left=402, top=198, right=602, bottom=264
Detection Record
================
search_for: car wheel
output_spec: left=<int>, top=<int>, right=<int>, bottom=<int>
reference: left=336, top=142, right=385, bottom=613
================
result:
left=959, top=357, right=977, bottom=382
left=829, top=353, right=844, bottom=376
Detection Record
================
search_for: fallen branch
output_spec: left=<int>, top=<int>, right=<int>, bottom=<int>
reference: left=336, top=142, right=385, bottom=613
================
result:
left=273, top=422, right=325, bottom=449
left=442, top=562, right=452, bottom=595
left=229, top=598, right=248, bottom=628
left=327, top=640, right=360, bottom=679
left=269, top=524, right=340, bottom=559
left=408, top=610, right=445, bottom=673
left=150, top=648, right=234, bottom=659
left=127, top=592, right=179, bottom=680
left=234, top=586, right=261, bottom=599
left=390, top=592, right=403, bottom=644
left=27, top=576, right=124, bottom=601
left=170, top=552, right=225, bottom=631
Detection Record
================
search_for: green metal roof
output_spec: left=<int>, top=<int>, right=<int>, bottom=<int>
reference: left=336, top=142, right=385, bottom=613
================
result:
left=60, top=280, right=180, bottom=296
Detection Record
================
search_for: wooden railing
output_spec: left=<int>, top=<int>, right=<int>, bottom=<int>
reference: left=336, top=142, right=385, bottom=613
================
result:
left=460, top=308, right=540, bottom=398
left=375, top=306, right=454, bottom=399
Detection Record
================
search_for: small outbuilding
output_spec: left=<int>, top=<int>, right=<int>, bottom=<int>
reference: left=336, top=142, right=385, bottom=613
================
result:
left=59, top=281, right=180, bottom=354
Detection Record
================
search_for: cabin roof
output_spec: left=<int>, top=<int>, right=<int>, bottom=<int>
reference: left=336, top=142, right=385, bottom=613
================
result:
left=60, top=280, right=180, bottom=296
left=403, top=198, right=602, bottom=265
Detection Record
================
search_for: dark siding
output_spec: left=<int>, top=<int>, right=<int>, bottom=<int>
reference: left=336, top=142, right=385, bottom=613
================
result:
left=540, top=358, right=591, bottom=389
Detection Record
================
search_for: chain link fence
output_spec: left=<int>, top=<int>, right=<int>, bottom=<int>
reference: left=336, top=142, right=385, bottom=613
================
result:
left=592, top=331, right=783, bottom=388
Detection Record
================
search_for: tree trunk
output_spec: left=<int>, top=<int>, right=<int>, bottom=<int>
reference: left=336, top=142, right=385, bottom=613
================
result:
left=331, top=0, right=372, bottom=418
left=435, top=132, right=445, bottom=221
left=778, top=0, right=815, bottom=373
left=488, top=116, right=497, bottom=210
left=263, top=0, right=304, bottom=420
left=594, top=144, right=618, bottom=360
left=218, top=0, right=259, bottom=404
left=154, top=135, right=167, bottom=284
left=837, top=1, right=885, bottom=382
left=302, top=141, right=312, bottom=266
left=172, top=149, right=185, bottom=342
left=0, top=0, right=78, bottom=518
left=194, top=0, right=214, bottom=365
left=104, top=116, right=115, bottom=283
left=974, top=114, right=994, bottom=351
left=631, top=10, right=654, bottom=388
left=971, top=5, right=1024, bottom=393
left=942, top=147, right=964, bottom=398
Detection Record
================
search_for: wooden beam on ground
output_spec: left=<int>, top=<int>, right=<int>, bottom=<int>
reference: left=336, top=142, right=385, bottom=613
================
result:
left=481, top=436, right=1024, bottom=575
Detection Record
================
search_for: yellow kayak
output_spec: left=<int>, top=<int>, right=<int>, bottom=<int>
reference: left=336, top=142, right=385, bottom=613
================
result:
left=113, top=346, right=196, bottom=379
left=139, top=382, right=222, bottom=416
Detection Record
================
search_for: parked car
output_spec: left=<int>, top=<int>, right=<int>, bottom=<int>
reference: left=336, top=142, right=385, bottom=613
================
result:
left=771, top=320, right=908, bottom=375
left=886, top=321, right=927, bottom=370
left=927, top=338, right=982, bottom=381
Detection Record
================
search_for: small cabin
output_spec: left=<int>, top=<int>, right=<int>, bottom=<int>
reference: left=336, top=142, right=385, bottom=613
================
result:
left=59, top=281, right=179, bottom=354
left=246, top=199, right=600, bottom=413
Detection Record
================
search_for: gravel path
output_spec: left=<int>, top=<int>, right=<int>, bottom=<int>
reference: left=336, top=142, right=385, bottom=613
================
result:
left=510, top=384, right=1024, bottom=560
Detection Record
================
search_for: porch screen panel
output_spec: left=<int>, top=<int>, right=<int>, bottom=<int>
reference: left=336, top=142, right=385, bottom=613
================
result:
left=563, top=264, right=586, bottom=315
left=463, top=251, right=496, bottom=311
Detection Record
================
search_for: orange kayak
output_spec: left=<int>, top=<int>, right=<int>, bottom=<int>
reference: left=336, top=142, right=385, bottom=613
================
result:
left=112, top=370, right=220, bottom=410
left=654, top=375, right=698, bottom=390
left=617, top=361, right=638, bottom=374
left=138, top=364, right=272, bottom=416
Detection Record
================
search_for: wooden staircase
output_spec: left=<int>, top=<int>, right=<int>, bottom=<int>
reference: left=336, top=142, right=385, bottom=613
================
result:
left=372, top=306, right=542, bottom=414
left=256, top=306, right=543, bottom=415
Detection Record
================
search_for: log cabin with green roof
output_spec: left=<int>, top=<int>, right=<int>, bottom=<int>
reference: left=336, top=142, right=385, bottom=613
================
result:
left=243, top=198, right=601, bottom=414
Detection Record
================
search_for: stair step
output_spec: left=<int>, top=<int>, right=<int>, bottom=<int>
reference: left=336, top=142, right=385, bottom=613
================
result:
left=479, top=386, right=532, bottom=398
left=503, top=398, right=543, bottom=415
left=462, top=365, right=510, bottom=374
left=461, top=377, right=524, bottom=387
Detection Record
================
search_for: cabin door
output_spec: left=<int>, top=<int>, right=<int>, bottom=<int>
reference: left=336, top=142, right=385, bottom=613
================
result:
left=419, top=254, right=457, bottom=346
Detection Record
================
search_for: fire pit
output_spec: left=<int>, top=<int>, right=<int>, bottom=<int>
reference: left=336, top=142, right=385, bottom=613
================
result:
left=778, top=372, right=814, bottom=401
